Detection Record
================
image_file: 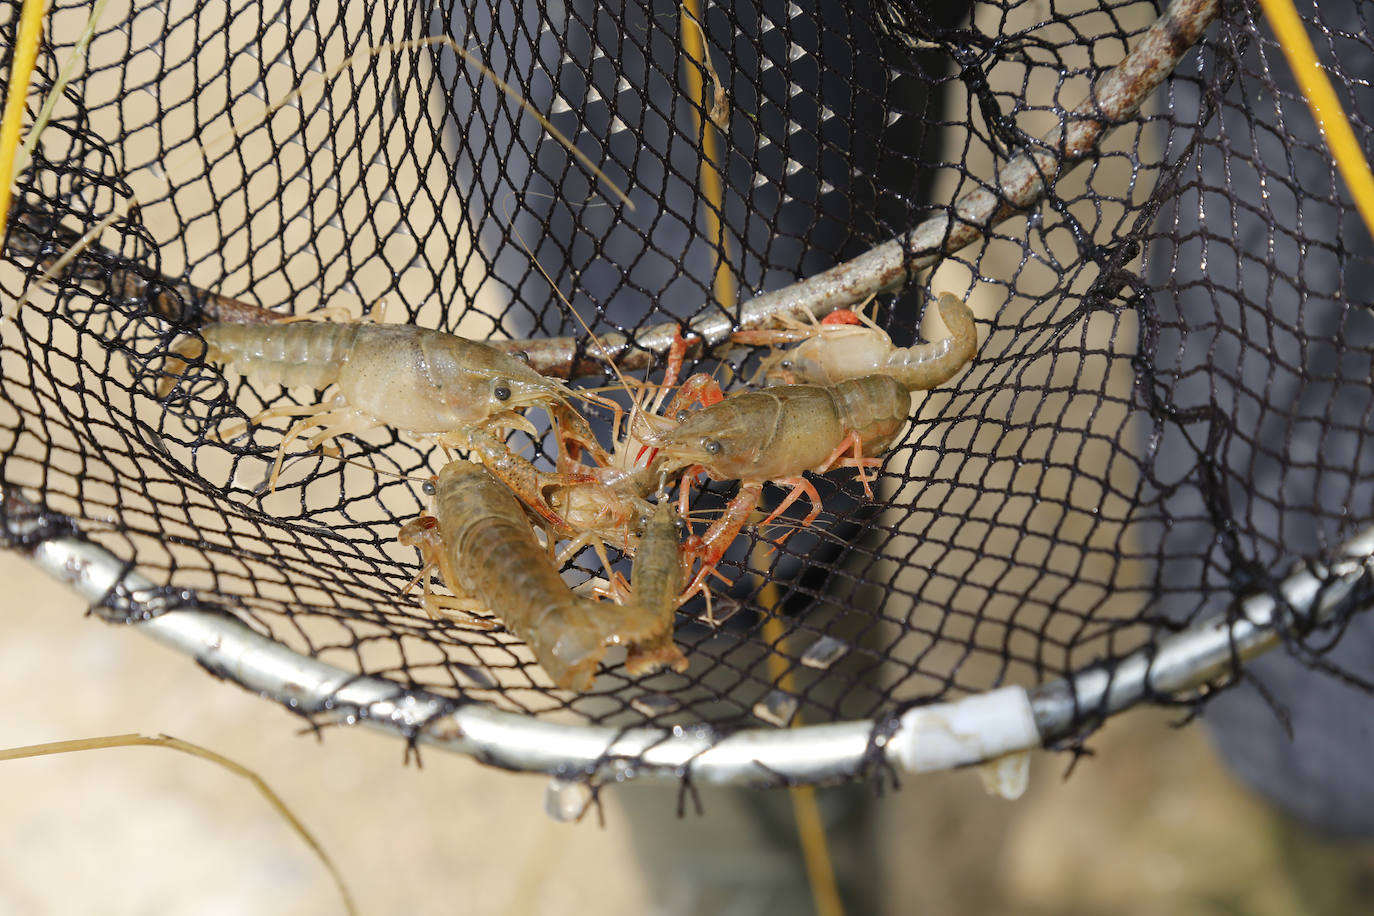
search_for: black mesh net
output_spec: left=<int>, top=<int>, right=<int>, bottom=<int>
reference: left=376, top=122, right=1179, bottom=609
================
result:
left=2, top=0, right=1371, bottom=740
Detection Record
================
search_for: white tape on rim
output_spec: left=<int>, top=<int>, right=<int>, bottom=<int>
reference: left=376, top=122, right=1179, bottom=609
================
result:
left=888, top=686, right=1041, bottom=773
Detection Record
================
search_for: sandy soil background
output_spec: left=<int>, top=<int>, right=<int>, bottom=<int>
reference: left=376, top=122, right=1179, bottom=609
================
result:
left=5, top=2, right=1374, bottom=913
left=4, top=549, right=1374, bottom=915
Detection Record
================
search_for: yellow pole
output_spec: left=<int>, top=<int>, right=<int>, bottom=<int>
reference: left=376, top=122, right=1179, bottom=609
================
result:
left=1256, top=0, right=1374, bottom=243
left=679, top=2, right=735, bottom=312
left=0, top=0, right=49, bottom=248
left=681, top=5, right=843, bottom=911
left=762, top=598, right=848, bottom=916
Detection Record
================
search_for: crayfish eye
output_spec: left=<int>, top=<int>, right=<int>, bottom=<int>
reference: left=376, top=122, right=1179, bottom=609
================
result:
left=780, top=359, right=793, bottom=370
left=702, top=437, right=723, bottom=456
left=493, top=382, right=512, bottom=401
left=422, top=480, right=436, bottom=496
left=675, top=409, right=690, bottom=422
left=675, top=518, right=689, bottom=536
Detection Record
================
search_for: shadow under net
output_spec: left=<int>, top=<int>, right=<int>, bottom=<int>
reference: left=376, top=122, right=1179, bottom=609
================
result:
left=0, top=0, right=1370, bottom=774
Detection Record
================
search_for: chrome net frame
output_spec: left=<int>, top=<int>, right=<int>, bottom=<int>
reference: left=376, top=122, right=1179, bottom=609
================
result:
left=8, top=487, right=1373, bottom=784
left=3, top=0, right=1373, bottom=789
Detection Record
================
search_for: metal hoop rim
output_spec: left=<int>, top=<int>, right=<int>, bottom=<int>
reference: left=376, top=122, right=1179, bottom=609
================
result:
left=9, top=487, right=1371, bottom=787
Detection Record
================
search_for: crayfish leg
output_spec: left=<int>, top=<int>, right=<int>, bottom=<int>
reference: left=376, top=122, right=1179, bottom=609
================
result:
left=729, top=327, right=815, bottom=346
left=466, top=427, right=594, bottom=531
left=400, top=563, right=432, bottom=595
left=397, top=516, right=445, bottom=594
left=274, top=408, right=376, bottom=487
left=551, top=403, right=612, bottom=470
left=817, top=430, right=879, bottom=499
left=553, top=532, right=617, bottom=576
left=756, top=476, right=823, bottom=550
left=683, top=480, right=763, bottom=596
left=155, top=335, right=209, bottom=399
left=267, top=404, right=371, bottom=492
left=836, top=455, right=885, bottom=495
left=646, top=326, right=691, bottom=416
left=419, top=593, right=501, bottom=630
left=211, top=398, right=338, bottom=444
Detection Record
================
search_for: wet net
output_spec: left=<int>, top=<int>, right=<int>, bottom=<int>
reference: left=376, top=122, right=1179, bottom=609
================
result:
left=2, top=0, right=1372, bottom=779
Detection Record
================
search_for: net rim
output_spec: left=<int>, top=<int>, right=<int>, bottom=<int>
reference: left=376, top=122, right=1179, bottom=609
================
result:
left=9, top=485, right=1370, bottom=787
left=7, top=0, right=1371, bottom=788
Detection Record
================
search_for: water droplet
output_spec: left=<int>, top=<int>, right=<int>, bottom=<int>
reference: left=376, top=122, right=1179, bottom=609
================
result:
left=143, top=431, right=171, bottom=457
left=457, top=664, right=496, bottom=689
left=752, top=689, right=799, bottom=727
left=976, top=752, right=1030, bottom=800
left=544, top=777, right=593, bottom=822
left=311, top=705, right=361, bottom=728
left=703, top=595, right=743, bottom=625
left=800, top=635, right=847, bottom=670
left=232, top=456, right=274, bottom=491
left=632, top=693, right=678, bottom=716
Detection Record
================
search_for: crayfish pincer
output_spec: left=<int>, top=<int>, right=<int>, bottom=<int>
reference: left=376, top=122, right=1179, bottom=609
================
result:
left=641, top=293, right=979, bottom=591
left=404, top=460, right=665, bottom=691
left=166, top=318, right=574, bottom=491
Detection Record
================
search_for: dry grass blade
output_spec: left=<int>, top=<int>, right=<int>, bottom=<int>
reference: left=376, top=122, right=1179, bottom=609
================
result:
left=0, top=733, right=358, bottom=916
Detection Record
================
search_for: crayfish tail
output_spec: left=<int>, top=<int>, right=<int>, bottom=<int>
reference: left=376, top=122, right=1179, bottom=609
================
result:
left=886, top=292, right=979, bottom=391
left=625, top=629, right=689, bottom=677
left=523, top=598, right=623, bottom=691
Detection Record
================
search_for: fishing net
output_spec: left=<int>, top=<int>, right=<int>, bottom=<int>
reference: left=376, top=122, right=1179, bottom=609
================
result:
left=2, top=0, right=1372, bottom=787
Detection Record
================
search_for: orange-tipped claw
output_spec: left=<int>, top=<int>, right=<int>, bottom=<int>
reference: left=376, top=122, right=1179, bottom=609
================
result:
left=821, top=308, right=862, bottom=326
left=661, top=373, right=724, bottom=417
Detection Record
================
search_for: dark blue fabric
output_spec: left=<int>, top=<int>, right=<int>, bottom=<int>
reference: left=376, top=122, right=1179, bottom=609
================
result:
left=1148, top=6, right=1374, bottom=835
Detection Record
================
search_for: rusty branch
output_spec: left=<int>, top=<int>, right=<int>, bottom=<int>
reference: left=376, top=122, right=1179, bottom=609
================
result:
left=502, top=0, right=1221, bottom=379
left=4, top=206, right=278, bottom=325
left=4, top=0, right=1218, bottom=381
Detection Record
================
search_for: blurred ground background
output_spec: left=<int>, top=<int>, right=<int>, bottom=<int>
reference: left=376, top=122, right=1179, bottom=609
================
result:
left=4, top=549, right=1374, bottom=915
left=6, top=2, right=1374, bottom=913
